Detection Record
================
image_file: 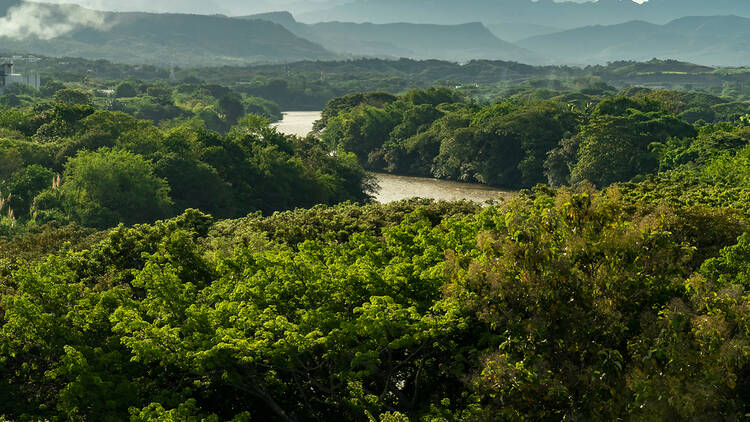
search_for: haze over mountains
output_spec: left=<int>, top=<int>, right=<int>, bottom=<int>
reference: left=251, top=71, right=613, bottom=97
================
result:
left=0, top=0, right=747, bottom=67
left=297, top=0, right=750, bottom=28
left=242, top=12, right=537, bottom=63
left=519, top=15, right=750, bottom=66
left=32, top=0, right=750, bottom=28
left=0, top=1, right=335, bottom=65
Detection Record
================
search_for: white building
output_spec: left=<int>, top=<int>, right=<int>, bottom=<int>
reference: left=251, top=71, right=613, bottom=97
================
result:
left=0, top=62, right=40, bottom=95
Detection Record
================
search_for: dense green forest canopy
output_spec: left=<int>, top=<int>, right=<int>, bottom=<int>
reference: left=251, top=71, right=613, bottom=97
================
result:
left=3, top=181, right=750, bottom=420
left=2, top=54, right=750, bottom=420
left=9, top=56, right=750, bottom=110
left=0, top=91, right=372, bottom=235
left=0, top=72, right=284, bottom=132
left=318, top=85, right=749, bottom=190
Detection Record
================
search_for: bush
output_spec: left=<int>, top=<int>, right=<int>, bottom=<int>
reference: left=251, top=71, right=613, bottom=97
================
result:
left=57, top=148, right=173, bottom=228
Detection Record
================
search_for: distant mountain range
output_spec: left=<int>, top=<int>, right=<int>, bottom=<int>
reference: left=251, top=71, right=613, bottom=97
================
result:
left=0, top=2, right=336, bottom=66
left=0, top=1, right=748, bottom=67
left=518, top=15, right=750, bottom=66
left=297, top=0, right=750, bottom=29
left=485, top=22, right=562, bottom=43
left=241, top=12, right=537, bottom=63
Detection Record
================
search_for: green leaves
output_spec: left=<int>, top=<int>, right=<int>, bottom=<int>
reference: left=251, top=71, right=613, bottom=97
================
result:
left=0, top=98, right=373, bottom=236
left=3, top=186, right=750, bottom=420
left=568, top=109, right=696, bottom=187
left=322, top=91, right=582, bottom=189
left=57, top=148, right=174, bottom=229
left=700, top=233, right=750, bottom=288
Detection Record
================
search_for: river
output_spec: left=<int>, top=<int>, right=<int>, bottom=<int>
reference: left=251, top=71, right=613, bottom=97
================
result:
left=273, top=111, right=514, bottom=204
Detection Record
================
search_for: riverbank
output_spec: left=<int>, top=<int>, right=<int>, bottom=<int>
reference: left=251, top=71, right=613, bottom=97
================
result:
left=274, top=111, right=516, bottom=204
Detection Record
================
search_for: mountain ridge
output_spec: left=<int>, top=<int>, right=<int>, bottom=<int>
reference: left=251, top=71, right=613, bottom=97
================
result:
left=297, top=0, right=750, bottom=29
left=0, top=2, right=337, bottom=66
left=517, top=15, right=750, bottom=66
left=241, top=11, right=539, bottom=63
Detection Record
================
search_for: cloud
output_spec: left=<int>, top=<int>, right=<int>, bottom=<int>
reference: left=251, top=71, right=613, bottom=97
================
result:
left=41, top=0, right=229, bottom=14
left=12, top=0, right=323, bottom=16
left=0, top=2, right=110, bottom=40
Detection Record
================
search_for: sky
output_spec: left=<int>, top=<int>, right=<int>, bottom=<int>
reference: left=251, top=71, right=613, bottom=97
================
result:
left=38, top=0, right=649, bottom=16
left=39, top=0, right=335, bottom=15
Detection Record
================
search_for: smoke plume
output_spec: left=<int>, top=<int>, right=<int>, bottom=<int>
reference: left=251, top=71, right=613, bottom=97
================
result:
left=0, top=1, right=110, bottom=40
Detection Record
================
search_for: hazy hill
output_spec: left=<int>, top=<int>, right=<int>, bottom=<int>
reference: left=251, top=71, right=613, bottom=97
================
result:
left=486, top=22, right=562, bottom=42
left=243, top=11, right=538, bottom=63
left=518, top=15, right=750, bottom=66
left=297, top=0, right=750, bottom=29
left=0, top=2, right=336, bottom=66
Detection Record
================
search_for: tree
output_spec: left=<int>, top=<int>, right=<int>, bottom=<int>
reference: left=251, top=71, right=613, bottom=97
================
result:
left=403, top=87, right=463, bottom=106
left=242, top=96, right=282, bottom=121
left=0, top=146, right=23, bottom=179
left=218, top=94, right=245, bottom=126
left=570, top=111, right=695, bottom=187
left=322, top=105, right=400, bottom=166
left=146, top=85, right=174, bottom=106
left=154, top=154, right=235, bottom=218
left=58, top=149, right=173, bottom=228
left=114, top=81, right=138, bottom=98
left=53, top=89, right=92, bottom=105
left=39, top=80, right=66, bottom=98
left=0, top=94, right=22, bottom=107
left=5, top=165, right=55, bottom=215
